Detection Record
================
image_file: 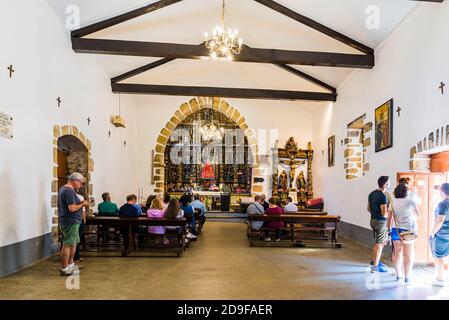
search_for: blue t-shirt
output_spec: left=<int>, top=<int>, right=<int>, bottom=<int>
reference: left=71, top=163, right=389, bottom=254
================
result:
left=58, top=186, right=82, bottom=226
left=180, top=204, right=194, bottom=217
left=368, top=190, right=388, bottom=221
left=119, top=204, right=139, bottom=218
left=133, top=203, right=143, bottom=215
left=435, top=199, right=449, bottom=239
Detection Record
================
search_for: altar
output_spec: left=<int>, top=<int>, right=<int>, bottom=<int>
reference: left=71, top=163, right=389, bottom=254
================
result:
left=170, top=191, right=252, bottom=212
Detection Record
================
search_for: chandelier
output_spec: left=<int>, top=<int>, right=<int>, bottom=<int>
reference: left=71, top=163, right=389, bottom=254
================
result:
left=199, top=120, right=225, bottom=141
left=204, top=0, right=243, bottom=61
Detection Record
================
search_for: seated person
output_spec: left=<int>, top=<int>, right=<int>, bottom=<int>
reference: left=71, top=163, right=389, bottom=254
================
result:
left=142, top=195, right=156, bottom=213
left=247, top=195, right=265, bottom=231
left=118, top=195, right=140, bottom=251
left=98, top=192, right=119, bottom=216
left=191, top=194, right=207, bottom=229
left=147, top=198, right=165, bottom=235
left=129, top=195, right=143, bottom=215
left=284, top=197, right=298, bottom=213
left=162, top=194, right=171, bottom=211
left=179, top=194, right=197, bottom=239
left=264, top=197, right=284, bottom=242
left=165, top=198, right=184, bottom=234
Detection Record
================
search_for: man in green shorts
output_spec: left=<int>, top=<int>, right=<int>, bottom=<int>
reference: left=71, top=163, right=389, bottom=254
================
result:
left=58, top=173, right=89, bottom=276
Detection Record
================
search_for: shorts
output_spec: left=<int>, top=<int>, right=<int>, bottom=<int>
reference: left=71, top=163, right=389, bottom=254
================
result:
left=60, top=224, right=80, bottom=246
left=391, top=228, right=407, bottom=241
left=430, top=235, right=449, bottom=259
left=370, top=219, right=388, bottom=244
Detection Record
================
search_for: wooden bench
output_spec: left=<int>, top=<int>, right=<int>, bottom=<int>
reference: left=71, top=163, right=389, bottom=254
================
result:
left=247, top=214, right=342, bottom=248
left=83, top=216, right=187, bottom=257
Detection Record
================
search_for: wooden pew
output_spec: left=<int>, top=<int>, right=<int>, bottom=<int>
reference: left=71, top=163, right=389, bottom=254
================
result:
left=247, top=214, right=342, bottom=248
left=84, top=216, right=186, bottom=257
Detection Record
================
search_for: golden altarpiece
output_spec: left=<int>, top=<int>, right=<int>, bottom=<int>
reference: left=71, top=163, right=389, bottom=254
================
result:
left=163, top=108, right=253, bottom=211
left=272, top=137, right=313, bottom=208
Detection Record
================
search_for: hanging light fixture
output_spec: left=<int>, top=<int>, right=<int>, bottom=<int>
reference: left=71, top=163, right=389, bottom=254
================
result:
left=204, top=0, right=243, bottom=61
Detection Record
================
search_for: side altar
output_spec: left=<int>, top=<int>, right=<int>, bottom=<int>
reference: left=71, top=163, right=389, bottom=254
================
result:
left=271, top=137, right=313, bottom=208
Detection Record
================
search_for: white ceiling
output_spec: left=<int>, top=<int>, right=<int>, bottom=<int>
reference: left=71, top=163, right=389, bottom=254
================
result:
left=46, top=0, right=421, bottom=110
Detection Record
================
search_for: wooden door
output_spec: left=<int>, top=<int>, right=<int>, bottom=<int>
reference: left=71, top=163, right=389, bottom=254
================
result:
left=57, top=149, right=68, bottom=190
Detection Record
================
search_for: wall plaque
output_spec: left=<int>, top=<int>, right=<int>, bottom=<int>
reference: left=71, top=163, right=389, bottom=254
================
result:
left=0, top=111, right=13, bottom=139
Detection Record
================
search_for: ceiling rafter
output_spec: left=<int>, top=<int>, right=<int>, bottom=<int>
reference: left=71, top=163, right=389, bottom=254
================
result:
left=70, top=0, right=444, bottom=101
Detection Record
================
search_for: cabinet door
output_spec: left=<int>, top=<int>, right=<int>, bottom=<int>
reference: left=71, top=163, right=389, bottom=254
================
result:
left=412, top=174, right=430, bottom=264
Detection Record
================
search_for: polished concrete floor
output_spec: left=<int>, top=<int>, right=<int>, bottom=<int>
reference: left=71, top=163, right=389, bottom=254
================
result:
left=0, top=222, right=447, bottom=300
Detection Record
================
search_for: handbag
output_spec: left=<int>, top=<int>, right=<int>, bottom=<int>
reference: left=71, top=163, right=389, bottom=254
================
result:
left=392, top=204, right=418, bottom=244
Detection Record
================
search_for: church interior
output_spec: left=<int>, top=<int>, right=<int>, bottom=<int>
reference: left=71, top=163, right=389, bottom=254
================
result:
left=1, top=0, right=449, bottom=301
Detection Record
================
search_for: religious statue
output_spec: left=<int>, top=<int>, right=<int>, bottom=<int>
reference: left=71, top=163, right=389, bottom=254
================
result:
left=297, top=171, right=307, bottom=203
left=278, top=170, right=288, bottom=193
left=201, top=160, right=215, bottom=179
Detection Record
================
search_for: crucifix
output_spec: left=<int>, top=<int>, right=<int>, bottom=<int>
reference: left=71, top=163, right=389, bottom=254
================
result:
left=108, top=131, right=111, bottom=138
left=57, top=97, right=62, bottom=107
left=396, top=106, right=402, bottom=117
left=87, top=117, right=91, bottom=126
left=439, top=82, right=446, bottom=94
left=124, top=141, right=127, bottom=147
left=7, top=65, right=14, bottom=78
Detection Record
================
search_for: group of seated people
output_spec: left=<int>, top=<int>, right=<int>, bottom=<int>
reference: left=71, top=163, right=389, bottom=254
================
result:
left=246, top=194, right=299, bottom=242
left=96, top=192, right=207, bottom=250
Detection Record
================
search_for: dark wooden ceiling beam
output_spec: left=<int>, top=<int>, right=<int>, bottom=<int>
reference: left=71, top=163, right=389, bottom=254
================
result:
left=253, top=0, right=374, bottom=55
left=73, top=38, right=374, bottom=69
left=111, top=83, right=337, bottom=101
left=111, top=43, right=337, bottom=94
left=71, top=0, right=184, bottom=38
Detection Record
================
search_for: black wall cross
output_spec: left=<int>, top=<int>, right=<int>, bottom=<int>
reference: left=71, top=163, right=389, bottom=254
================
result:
left=108, top=130, right=111, bottom=138
left=7, top=65, right=14, bottom=78
left=396, top=106, right=402, bottom=117
left=87, top=117, right=91, bottom=126
left=439, top=82, right=446, bottom=94
left=57, top=97, right=62, bottom=107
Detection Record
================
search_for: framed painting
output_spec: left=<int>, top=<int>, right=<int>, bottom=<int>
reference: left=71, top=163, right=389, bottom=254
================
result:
left=375, top=99, right=394, bottom=152
left=328, top=135, right=335, bottom=167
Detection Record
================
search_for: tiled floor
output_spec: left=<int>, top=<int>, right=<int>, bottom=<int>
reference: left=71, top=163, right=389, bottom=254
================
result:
left=0, top=222, right=447, bottom=300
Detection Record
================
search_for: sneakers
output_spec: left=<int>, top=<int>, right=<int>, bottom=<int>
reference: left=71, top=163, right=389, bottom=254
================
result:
left=371, top=264, right=388, bottom=273
left=432, top=279, right=446, bottom=287
left=264, top=238, right=271, bottom=242
left=275, top=238, right=281, bottom=242
left=370, top=261, right=386, bottom=268
left=60, top=266, right=74, bottom=277
left=186, top=232, right=197, bottom=240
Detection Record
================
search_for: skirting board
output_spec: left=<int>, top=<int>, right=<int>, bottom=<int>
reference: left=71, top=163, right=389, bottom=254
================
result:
left=0, top=233, right=58, bottom=278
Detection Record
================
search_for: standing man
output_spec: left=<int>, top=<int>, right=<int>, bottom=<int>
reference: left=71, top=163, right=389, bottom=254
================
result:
left=368, top=176, right=391, bottom=273
left=58, top=173, right=89, bottom=276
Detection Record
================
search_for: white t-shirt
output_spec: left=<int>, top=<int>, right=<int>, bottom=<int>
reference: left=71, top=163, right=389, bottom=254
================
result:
left=392, top=198, right=418, bottom=232
left=77, top=194, right=86, bottom=212
left=284, top=202, right=298, bottom=213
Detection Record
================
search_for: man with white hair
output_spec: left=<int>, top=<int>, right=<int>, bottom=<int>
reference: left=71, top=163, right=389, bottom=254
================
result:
left=58, top=172, right=89, bottom=276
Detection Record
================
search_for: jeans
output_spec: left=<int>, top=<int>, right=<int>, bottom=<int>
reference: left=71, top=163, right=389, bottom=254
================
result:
left=74, top=223, right=85, bottom=261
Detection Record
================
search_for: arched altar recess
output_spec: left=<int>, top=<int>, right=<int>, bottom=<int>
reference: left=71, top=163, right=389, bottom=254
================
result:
left=152, top=97, right=264, bottom=196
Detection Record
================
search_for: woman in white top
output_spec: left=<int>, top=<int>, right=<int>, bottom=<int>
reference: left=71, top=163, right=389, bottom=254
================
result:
left=389, top=183, right=421, bottom=284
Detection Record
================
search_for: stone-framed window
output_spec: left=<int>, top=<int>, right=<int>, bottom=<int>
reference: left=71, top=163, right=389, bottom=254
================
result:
left=345, top=115, right=372, bottom=180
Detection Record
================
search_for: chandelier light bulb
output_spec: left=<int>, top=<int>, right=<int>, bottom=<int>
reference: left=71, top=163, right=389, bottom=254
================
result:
left=203, top=0, right=243, bottom=61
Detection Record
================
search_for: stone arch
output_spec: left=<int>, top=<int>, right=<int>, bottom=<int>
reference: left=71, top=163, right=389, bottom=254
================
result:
left=51, top=125, right=95, bottom=242
left=409, top=124, right=449, bottom=171
left=152, top=97, right=262, bottom=194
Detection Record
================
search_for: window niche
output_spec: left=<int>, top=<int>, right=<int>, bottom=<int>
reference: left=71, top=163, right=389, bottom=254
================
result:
left=345, top=114, right=372, bottom=180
